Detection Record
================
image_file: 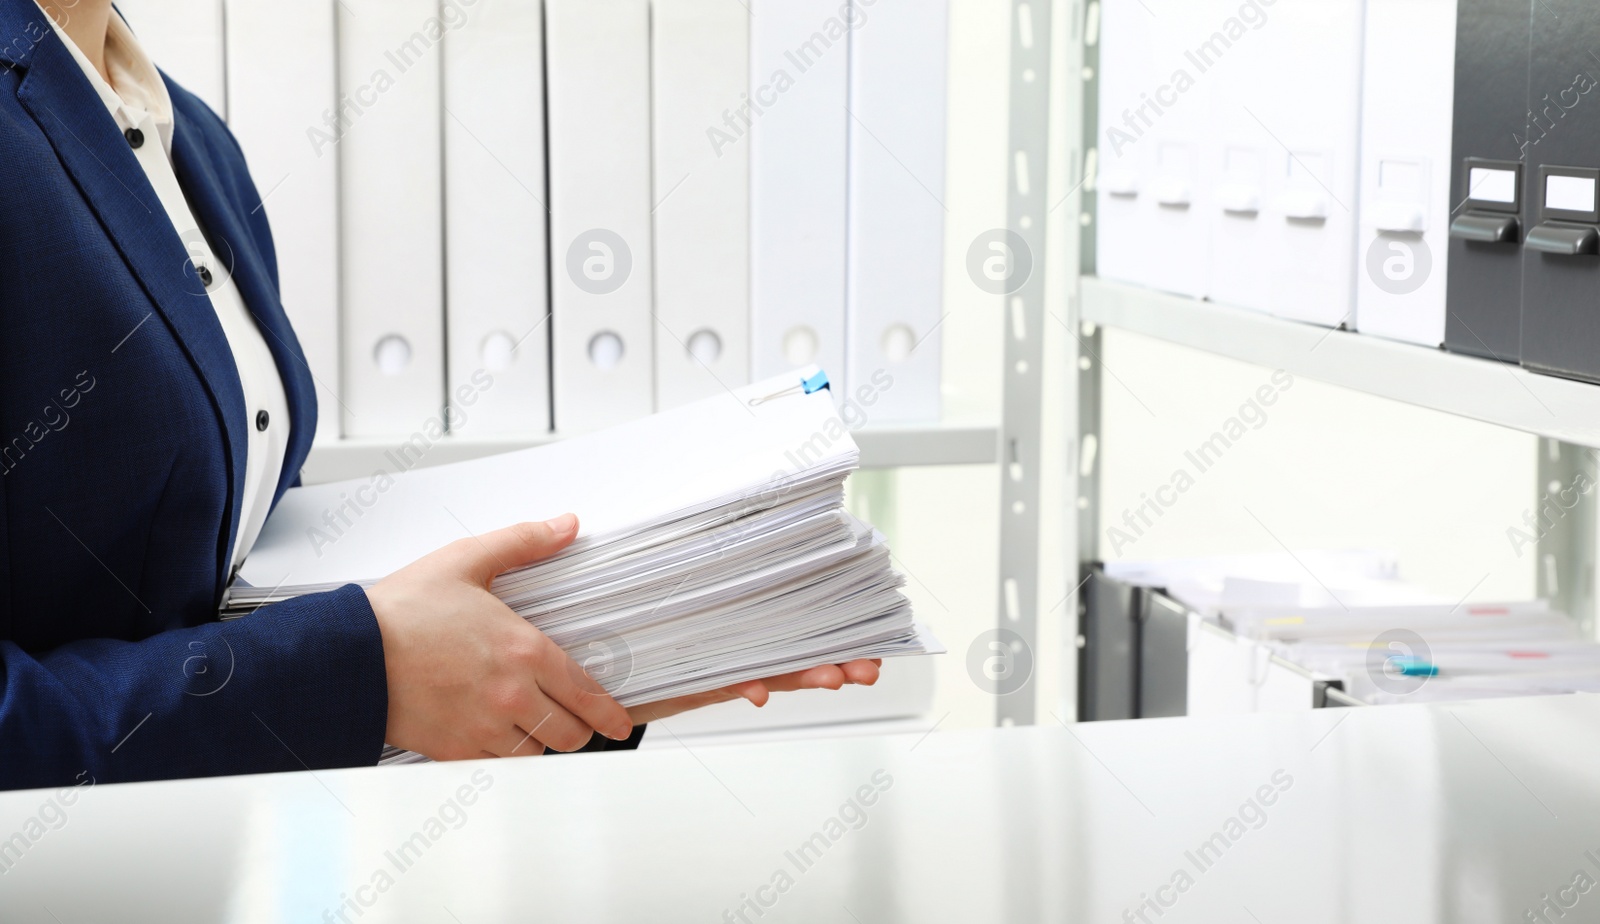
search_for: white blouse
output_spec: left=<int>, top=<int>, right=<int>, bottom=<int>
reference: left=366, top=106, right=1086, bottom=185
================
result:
left=39, top=5, right=291, bottom=571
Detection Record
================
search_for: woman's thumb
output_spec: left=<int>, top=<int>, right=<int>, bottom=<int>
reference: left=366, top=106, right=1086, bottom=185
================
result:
left=464, top=514, right=578, bottom=584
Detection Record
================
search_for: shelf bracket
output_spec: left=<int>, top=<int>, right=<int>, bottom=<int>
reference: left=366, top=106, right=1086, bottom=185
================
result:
left=1535, top=439, right=1598, bottom=635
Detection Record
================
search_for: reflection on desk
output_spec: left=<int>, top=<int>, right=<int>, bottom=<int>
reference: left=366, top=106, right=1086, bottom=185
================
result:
left=1, top=694, right=1598, bottom=923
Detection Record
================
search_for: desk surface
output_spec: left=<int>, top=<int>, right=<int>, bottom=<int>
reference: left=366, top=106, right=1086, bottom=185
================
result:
left=3, top=695, right=1599, bottom=923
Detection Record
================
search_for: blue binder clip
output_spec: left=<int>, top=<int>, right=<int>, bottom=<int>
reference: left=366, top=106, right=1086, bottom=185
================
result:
left=749, top=370, right=831, bottom=406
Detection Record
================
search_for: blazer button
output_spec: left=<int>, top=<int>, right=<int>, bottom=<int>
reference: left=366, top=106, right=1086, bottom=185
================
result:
left=198, top=265, right=214, bottom=287
left=125, top=127, right=144, bottom=149
left=256, top=410, right=270, bottom=431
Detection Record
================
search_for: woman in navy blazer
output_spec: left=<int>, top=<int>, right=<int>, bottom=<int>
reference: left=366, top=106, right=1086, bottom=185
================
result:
left=0, top=0, right=880, bottom=791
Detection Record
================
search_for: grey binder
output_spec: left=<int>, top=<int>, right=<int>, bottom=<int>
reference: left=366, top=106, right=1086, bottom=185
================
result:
left=1078, top=567, right=1139, bottom=722
left=1136, top=590, right=1189, bottom=720
left=1443, top=0, right=1532, bottom=362
left=1518, top=5, right=1600, bottom=382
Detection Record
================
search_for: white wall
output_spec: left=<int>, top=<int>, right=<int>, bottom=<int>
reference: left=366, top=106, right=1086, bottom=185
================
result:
left=1094, top=330, right=1538, bottom=602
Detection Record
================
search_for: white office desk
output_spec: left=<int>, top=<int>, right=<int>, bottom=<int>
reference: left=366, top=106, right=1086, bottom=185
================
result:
left=3, top=695, right=1598, bottom=923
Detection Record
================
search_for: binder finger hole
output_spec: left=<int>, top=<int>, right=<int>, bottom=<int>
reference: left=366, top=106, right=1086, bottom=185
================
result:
left=783, top=326, right=819, bottom=365
left=880, top=324, right=915, bottom=363
left=687, top=329, right=722, bottom=365
left=373, top=335, right=412, bottom=376
left=480, top=331, right=516, bottom=371
left=588, top=331, right=625, bottom=370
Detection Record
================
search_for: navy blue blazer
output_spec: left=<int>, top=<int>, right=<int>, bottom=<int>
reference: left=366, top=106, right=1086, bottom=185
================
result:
left=0, top=1, right=391, bottom=790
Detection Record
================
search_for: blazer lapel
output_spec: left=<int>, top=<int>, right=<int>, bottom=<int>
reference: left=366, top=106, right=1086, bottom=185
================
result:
left=6, top=5, right=246, bottom=587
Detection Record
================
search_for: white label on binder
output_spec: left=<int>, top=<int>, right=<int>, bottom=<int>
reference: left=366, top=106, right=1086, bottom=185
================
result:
left=1546, top=174, right=1596, bottom=213
left=547, top=0, right=654, bottom=432
left=1469, top=166, right=1517, bottom=204
left=443, top=0, right=551, bottom=436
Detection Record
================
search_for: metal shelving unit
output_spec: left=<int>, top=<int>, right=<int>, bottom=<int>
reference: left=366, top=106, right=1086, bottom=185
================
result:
left=1081, top=276, right=1600, bottom=450
left=1074, top=275, right=1599, bottom=634
left=1065, top=1, right=1598, bottom=647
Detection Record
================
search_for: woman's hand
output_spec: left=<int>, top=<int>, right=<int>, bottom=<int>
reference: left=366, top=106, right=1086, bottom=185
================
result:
left=365, top=513, right=633, bottom=760
left=625, top=659, right=884, bottom=725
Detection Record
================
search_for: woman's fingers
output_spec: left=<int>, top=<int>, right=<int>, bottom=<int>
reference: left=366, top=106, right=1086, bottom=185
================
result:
left=488, top=725, right=549, bottom=758
left=800, top=665, right=847, bottom=689
left=534, top=637, right=633, bottom=742
left=520, top=691, right=604, bottom=752
left=840, top=659, right=881, bottom=685
left=727, top=679, right=770, bottom=707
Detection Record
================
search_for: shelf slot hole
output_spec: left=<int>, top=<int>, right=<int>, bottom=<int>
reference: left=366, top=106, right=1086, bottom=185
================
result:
left=1080, top=433, right=1099, bottom=479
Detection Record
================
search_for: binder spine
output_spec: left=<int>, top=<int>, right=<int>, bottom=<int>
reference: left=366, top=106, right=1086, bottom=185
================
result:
left=335, top=0, right=447, bottom=437
left=442, top=0, right=552, bottom=436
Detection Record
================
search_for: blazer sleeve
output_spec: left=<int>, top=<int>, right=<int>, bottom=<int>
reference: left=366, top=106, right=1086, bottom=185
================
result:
left=0, top=584, right=388, bottom=791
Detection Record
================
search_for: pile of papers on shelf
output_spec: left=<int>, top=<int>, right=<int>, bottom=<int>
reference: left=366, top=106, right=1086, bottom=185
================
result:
left=228, top=368, right=942, bottom=762
left=1230, top=598, right=1600, bottom=705
left=1106, top=550, right=1600, bottom=706
left=1102, top=549, right=1445, bottom=613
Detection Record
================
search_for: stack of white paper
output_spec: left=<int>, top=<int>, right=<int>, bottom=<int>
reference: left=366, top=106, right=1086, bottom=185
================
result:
left=1227, top=600, right=1599, bottom=706
left=1107, top=551, right=1600, bottom=708
left=230, top=369, right=941, bottom=761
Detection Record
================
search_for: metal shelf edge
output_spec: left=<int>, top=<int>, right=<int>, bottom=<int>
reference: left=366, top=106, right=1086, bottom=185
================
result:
left=1080, top=276, right=1600, bottom=449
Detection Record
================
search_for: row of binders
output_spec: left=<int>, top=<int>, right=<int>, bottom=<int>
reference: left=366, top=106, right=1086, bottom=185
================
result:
left=1096, top=0, right=1600, bottom=386
left=1103, top=551, right=1600, bottom=713
left=225, top=369, right=942, bottom=762
left=115, top=0, right=949, bottom=438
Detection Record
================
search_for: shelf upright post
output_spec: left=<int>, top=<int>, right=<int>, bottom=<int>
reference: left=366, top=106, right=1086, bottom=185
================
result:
left=997, top=0, right=1055, bottom=726
left=1071, top=0, right=1103, bottom=720
left=1535, top=439, right=1598, bottom=636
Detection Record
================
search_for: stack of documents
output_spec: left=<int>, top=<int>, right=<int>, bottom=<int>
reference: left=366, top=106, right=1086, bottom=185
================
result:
left=1230, top=599, right=1598, bottom=705
left=229, top=369, right=940, bottom=760
left=1106, top=551, right=1600, bottom=707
